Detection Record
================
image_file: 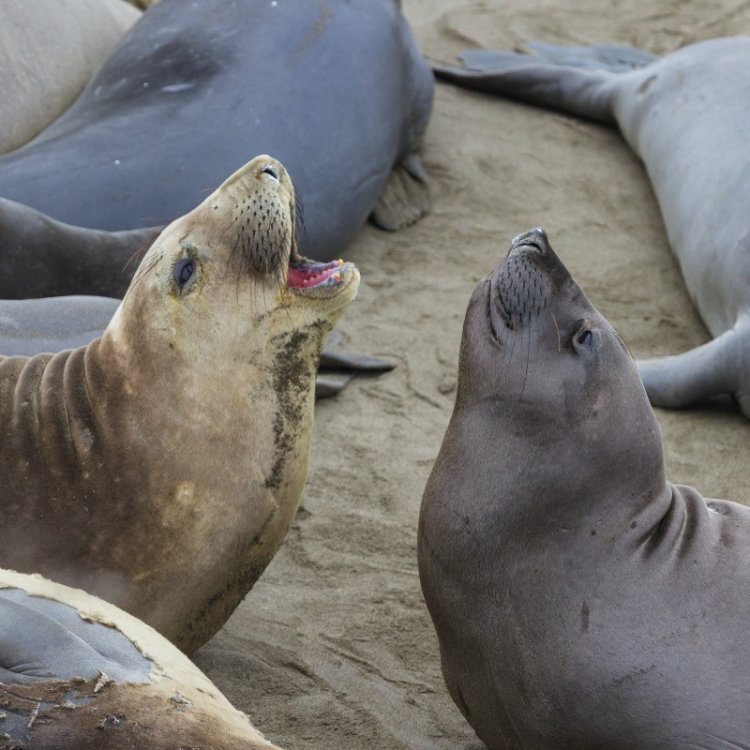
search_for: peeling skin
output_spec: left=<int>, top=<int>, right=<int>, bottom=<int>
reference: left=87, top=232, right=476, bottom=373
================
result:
left=0, top=155, right=360, bottom=654
left=0, top=569, right=284, bottom=749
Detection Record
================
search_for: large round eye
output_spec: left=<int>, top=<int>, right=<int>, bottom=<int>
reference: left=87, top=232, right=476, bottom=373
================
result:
left=174, top=257, right=195, bottom=290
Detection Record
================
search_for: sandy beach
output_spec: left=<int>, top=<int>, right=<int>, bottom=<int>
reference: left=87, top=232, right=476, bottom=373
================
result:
left=194, top=2, right=750, bottom=747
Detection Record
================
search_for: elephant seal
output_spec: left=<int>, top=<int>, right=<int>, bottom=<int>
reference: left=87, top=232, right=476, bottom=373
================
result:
left=0, top=154, right=360, bottom=654
left=0, top=568, right=283, bottom=750
left=0, top=197, right=159, bottom=299
left=434, top=37, right=750, bottom=417
left=0, top=0, right=433, bottom=260
left=418, top=228, right=750, bottom=749
left=0, top=0, right=139, bottom=155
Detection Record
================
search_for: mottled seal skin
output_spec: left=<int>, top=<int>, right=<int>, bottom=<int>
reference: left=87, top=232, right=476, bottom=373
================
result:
left=0, top=568, right=283, bottom=750
left=0, top=0, right=433, bottom=260
left=0, top=154, right=360, bottom=654
left=418, top=228, right=750, bottom=750
left=434, top=37, right=750, bottom=417
left=0, top=197, right=159, bottom=298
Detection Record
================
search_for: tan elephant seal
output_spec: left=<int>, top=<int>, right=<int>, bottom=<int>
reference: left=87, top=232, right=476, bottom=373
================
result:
left=419, top=228, right=750, bottom=749
left=0, top=568, right=283, bottom=750
left=0, top=0, right=139, bottom=154
left=0, top=154, right=359, bottom=654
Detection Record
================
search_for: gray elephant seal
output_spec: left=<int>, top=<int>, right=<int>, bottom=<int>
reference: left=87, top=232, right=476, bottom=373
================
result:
left=0, top=197, right=159, bottom=298
left=418, top=228, right=750, bottom=749
left=0, top=568, right=283, bottom=750
left=434, top=37, right=750, bottom=417
left=0, top=154, right=360, bottom=654
left=0, top=0, right=433, bottom=260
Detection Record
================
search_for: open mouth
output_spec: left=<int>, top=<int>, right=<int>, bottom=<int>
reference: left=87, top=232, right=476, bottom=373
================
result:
left=287, top=257, right=354, bottom=292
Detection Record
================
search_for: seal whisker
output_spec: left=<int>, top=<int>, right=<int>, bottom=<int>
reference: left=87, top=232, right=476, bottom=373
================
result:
left=549, top=308, right=561, bottom=352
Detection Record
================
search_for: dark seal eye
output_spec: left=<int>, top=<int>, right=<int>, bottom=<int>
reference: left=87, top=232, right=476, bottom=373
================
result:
left=577, top=329, right=593, bottom=347
left=174, top=257, right=195, bottom=289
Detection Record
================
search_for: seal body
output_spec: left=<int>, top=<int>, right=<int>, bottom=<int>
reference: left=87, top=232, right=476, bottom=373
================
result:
left=435, top=37, right=750, bottom=416
left=0, top=197, right=159, bottom=299
left=418, top=229, right=750, bottom=749
left=0, top=296, right=120, bottom=356
left=0, top=0, right=139, bottom=154
left=0, top=155, right=360, bottom=654
left=0, top=0, right=433, bottom=260
left=0, top=568, right=283, bottom=749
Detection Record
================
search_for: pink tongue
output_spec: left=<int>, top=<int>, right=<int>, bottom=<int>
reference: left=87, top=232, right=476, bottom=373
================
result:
left=287, top=260, right=340, bottom=288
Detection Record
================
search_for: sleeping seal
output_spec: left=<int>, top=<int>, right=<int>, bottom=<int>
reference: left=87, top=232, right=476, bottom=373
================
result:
left=434, top=37, right=750, bottom=417
left=0, top=568, right=284, bottom=750
left=418, top=228, right=750, bottom=749
left=0, top=154, right=359, bottom=654
left=0, top=0, right=433, bottom=260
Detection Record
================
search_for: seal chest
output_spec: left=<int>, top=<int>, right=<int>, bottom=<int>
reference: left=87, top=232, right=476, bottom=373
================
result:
left=0, top=155, right=360, bottom=654
left=419, top=229, right=750, bottom=749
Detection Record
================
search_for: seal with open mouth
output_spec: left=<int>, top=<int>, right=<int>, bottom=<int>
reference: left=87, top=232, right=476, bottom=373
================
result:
left=0, top=568, right=285, bottom=750
left=418, top=228, right=750, bottom=749
left=0, top=154, right=359, bottom=654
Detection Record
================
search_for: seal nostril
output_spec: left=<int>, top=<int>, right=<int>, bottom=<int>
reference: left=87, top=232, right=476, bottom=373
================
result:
left=261, top=165, right=279, bottom=181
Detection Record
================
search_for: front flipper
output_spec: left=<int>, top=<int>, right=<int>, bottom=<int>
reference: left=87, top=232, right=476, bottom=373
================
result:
left=316, top=343, right=395, bottom=399
left=370, top=153, right=431, bottom=231
left=637, top=323, right=750, bottom=418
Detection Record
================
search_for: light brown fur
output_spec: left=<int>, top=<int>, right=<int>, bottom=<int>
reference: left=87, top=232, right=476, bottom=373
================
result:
left=0, top=156, right=359, bottom=654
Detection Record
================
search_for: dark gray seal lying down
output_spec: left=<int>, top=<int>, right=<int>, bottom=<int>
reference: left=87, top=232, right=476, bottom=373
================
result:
left=434, top=38, right=750, bottom=417
left=0, top=0, right=433, bottom=261
left=0, top=568, right=283, bottom=750
left=418, top=228, right=750, bottom=750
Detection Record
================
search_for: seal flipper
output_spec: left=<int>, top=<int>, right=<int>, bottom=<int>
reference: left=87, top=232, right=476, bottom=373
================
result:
left=370, top=153, right=431, bottom=231
left=519, top=42, right=657, bottom=72
left=637, top=322, right=750, bottom=417
left=317, top=343, right=394, bottom=398
left=433, top=41, right=658, bottom=124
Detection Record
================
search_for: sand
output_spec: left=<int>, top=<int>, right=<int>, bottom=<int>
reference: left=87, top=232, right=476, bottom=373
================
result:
left=194, top=2, right=750, bottom=747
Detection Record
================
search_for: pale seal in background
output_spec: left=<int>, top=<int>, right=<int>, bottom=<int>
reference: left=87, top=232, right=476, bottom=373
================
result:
left=0, top=0, right=434, bottom=260
left=0, top=155, right=360, bottom=654
left=419, top=228, right=750, bottom=749
left=435, top=37, right=750, bottom=416
left=0, top=0, right=139, bottom=154
left=0, top=568, right=284, bottom=750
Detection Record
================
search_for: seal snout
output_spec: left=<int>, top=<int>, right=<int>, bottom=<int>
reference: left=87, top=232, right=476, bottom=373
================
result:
left=509, top=227, right=550, bottom=257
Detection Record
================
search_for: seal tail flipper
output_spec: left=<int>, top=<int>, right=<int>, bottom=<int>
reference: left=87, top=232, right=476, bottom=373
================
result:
left=519, top=42, right=657, bottom=71
left=637, top=323, right=750, bottom=417
left=370, top=153, right=431, bottom=231
left=433, top=41, right=657, bottom=124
